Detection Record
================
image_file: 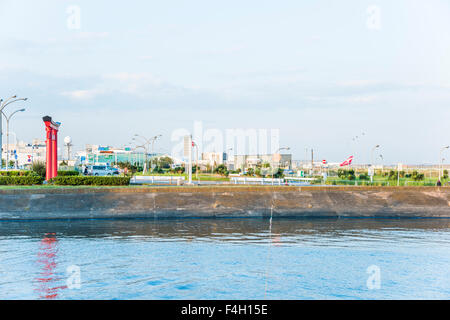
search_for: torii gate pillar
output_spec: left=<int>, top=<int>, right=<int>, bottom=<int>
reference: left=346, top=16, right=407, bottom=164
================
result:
left=42, top=116, right=61, bottom=180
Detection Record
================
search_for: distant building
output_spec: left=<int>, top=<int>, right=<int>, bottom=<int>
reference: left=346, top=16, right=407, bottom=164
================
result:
left=74, top=144, right=182, bottom=168
left=1, top=139, right=46, bottom=167
left=231, top=154, right=292, bottom=171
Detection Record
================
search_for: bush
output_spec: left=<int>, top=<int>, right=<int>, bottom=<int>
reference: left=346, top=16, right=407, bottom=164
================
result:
left=32, top=161, right=46, bottom=179
left=359, top=173, right=370, bottom=180
left=171, top=166, right=185, bottom=174
left=443, top=170, right=449, bottom=179
left=151, top=166, right=164, bottom=174
left=0, top=176, right=44, bottom=185
left=388, top=170, right=397, bottom=180
left=214, top=164, right=229, bottom=176
left=0, top=171, right=33, bottom=177
left=57, top=170, right=80, bottom=176
left=50, top=176, right=130, bottom=186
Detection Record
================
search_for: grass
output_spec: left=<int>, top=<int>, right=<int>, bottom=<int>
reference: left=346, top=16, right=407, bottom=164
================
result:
left=325, top=175, right=448, bottom=186
left=134, top=172, right=230, bottom=181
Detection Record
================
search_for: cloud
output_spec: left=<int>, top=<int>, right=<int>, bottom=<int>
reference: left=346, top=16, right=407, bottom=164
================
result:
left=61, top=89, right=106, bottom=100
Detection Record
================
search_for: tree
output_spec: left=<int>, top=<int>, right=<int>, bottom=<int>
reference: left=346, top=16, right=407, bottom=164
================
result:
left=156, top=156, right=173, bottom=169
left=244, top=168, right=255, bottom=176
left=214, top=164, right=229, bottom=176
left=273, top=168, right=284, bottom=178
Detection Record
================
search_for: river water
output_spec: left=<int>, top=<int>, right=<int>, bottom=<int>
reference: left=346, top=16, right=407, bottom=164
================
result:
left=0, top=218, right=449, bottom=299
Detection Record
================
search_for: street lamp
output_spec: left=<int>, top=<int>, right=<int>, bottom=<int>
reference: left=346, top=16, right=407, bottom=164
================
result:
left=133, top=134, right=162, bottom=173
left=272, top=147, right=290, bottom=185
left=440, top=146, right=449, bottom=181
left=0, top=96, right=28, bottom=168
left=370, top=144, right=380, bottom=183
left=1, top=108, right=25, bottom=171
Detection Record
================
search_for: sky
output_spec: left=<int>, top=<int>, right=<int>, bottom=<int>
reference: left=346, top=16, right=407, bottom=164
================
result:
left=0, top=0, right=449, bottom=164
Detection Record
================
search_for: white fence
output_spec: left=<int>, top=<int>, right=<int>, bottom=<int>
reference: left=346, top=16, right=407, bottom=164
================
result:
left=230, top=177, right=285, bottom=185
left=131, top=175, right=185, bottom=185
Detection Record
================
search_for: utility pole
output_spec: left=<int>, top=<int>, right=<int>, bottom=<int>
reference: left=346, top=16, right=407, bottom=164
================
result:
left=311, top=149, right=314, bottom=176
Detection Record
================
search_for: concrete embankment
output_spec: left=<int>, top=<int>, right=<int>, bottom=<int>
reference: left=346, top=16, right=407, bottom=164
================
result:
left=0, top=186, right=449, bottom=220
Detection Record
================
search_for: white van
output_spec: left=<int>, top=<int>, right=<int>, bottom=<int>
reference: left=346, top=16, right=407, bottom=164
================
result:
left=86, top=165, right=119, bottom=176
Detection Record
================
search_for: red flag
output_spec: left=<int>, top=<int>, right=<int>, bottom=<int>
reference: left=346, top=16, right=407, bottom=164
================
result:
left=340, top=156, right=354, bottom=167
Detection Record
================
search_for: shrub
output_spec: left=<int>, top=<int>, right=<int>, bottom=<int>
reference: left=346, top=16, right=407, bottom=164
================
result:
left=50, top=176, right=130, bottom=186
left=153, top=166, right=165, bottom=174
left=443, top=170, right=449, bottom=179
left=57, top=170, right=80, bottom=176
left=171, top=166, right=185, bottom=174
left=0, top=176, right=44, bottom=185
left=388, top=170, right=397, bottom=180
left=359, top=173, right=370, bottom=180
left=214, top=164, right=229, bottom=176
left=0, top=171, right=33, bottom=177
left=273, top=168, right=285, bottom=179
left=32, top=161, right=46, bottom=179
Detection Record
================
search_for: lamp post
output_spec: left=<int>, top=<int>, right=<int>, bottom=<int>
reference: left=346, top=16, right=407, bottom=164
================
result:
left=439, top=146, right=449, bottom=181
left=351, top=132, right=365, bottom=185
left=0, top=96, right=28, bottom=168
left=272, top=147, right=290, bottom=185
left=133, top=134, right=162, bottom=173
left=379, top=154, right=384, bottom=175
left=1, top=108, right=25, bottom=171
left=370, top=144, right=380, bottom=183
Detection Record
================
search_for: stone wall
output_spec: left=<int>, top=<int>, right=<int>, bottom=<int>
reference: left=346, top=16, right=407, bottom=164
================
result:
left=0, top=186, right=449, bottom=220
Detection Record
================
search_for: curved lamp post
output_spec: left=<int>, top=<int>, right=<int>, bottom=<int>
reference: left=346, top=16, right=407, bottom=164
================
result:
left=133, top=134, right=162, bottom=173
left=2, top=108, right=26, bottom=170
left=0, top=96, right=27, bottom=168
left=370, top=144, right=380, bottom=183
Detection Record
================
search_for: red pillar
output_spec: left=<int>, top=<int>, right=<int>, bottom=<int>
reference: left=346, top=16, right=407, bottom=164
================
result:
left=45, top=126, right=53, bottom=181
left=43, top=116, right=61, bottom=181
left=51, top=128, right=58, bottom=178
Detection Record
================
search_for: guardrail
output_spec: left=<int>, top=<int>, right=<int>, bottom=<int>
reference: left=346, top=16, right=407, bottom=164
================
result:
left=230, top=177, right=285, bottom=185
left=131, top=175, right=185, bottom=185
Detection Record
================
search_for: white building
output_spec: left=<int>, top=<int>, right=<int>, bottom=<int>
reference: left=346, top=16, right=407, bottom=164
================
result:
left=1, top=139, right=47, bottom=168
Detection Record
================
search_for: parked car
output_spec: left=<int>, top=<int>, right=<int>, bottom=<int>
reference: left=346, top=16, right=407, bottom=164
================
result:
left=86, top=165, right=119, bottom=176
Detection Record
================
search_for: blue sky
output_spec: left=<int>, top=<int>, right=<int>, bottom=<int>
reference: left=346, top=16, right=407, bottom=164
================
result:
left=1, top=0, right=449, bottom=163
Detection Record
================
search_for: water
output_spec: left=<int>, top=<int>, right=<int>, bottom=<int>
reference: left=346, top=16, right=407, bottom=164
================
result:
left=0, top=218, right=450, bottom=299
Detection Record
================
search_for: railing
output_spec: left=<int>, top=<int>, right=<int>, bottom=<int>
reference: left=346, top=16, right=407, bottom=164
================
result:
left=230, top=177, right=285, bottom=185
left=131, top=175, right=185, bottom=185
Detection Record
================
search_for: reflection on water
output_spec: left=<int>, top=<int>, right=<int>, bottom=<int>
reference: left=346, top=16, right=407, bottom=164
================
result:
left=0, top=218, right=450, bottom=299
left=35, top=233, right=67, bottom=299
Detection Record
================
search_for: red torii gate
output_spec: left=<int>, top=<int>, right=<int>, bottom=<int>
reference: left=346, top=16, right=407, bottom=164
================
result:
left=42, top=116, right=61, bottom=180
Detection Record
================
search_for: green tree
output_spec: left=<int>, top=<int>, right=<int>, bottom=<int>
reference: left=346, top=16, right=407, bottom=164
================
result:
left=273, top=168, right=284, bottom=178
left=156, top=156, right=173, bottom=169
left=214, top=164, right=229, bottom=176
